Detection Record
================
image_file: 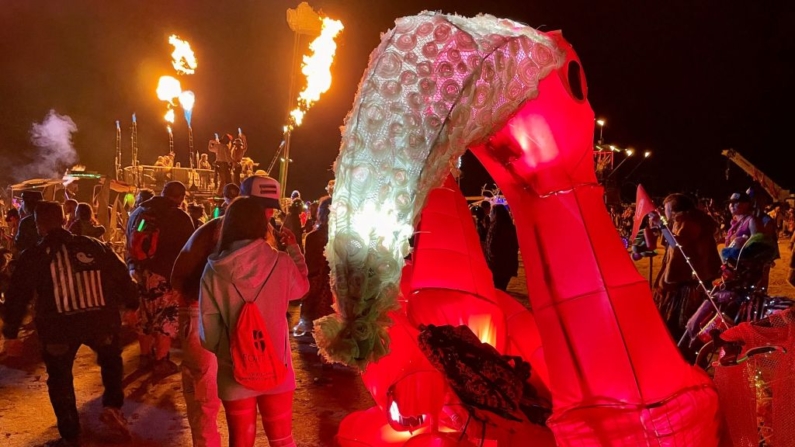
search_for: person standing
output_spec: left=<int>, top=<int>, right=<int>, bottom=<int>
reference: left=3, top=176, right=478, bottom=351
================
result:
left=209, top=134, right=233, bottom=195
left=293, top=196, right=333, bottom=336
left=15, top=190, right=43, bottom=253
left=486, top=204, right=519, bottom=291
left=2, top=207, right=20, bottom=253
left=651, top=193, right=722, bottom=343
left=282, top=199, right=305, bottom=253
left=68, top=202, right=106, bottom=240
left=126, top=181, right=195, bottom=374
left=63, top=199, right=78, bottom=229
left=2, top=201, right=139, bottom=445
left=171, top=174, right=282, bottom=447
left=200, top=195, right=308, bottom=447
left=230, top=131, right=248, bottom=186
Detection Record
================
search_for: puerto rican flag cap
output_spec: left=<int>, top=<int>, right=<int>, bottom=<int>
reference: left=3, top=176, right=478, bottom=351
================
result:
left=241, top=175, right=281, bottom=209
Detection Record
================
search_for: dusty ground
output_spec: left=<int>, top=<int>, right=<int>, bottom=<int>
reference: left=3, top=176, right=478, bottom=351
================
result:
left=1, top=241, right=792, bottom=447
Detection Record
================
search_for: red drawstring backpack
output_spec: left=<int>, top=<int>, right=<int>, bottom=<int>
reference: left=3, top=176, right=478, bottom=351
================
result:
left=228, top=259, right=287, bottom=391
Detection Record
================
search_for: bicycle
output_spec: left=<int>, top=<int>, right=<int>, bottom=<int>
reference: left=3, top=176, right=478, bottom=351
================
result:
left=679, top=255, right=793, bottom=376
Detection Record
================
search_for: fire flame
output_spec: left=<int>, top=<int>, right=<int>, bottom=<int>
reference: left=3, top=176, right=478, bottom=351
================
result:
left=286, top=17, right=344, bottom=131
left=157, top=76, right=182, bottom=103
left=169, top=35, right=197, bottom=75
left=178, top=90, right=195, bottom=112
left=164, top=109, right=175, bottom=124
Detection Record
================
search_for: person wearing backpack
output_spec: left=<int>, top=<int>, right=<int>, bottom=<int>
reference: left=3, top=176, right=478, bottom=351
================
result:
left=172, top=174, right=286, bottom=447
left=126, top=181, right=195, bottom=374
left=200, top=194, right=308, bottom=447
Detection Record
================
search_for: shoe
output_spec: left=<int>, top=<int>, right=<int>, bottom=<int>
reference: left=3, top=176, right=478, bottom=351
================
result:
left=292, top=319, right=310, bottom=337
left=100, top=407, right=131, bottom=438
left=152, top=357, right=179, bottom=377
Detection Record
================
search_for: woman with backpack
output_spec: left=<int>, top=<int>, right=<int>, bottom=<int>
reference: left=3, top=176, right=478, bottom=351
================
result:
left=199, top=194, right=309, bottom=447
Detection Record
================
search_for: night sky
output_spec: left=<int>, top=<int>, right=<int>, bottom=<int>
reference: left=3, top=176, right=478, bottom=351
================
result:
left=1, top=0, right=792, bottom=201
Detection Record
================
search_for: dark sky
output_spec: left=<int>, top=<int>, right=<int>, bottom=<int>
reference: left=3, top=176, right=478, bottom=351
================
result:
left=1, top=0, right=792, bottom=200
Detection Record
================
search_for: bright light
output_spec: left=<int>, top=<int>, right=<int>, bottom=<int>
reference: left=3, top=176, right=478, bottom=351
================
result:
left=388, top=401, right=401, bottom=422
left=644, top=150, right=652, bottom=158
left=626, top=148, right=634, bottom=156
left=352, top=202, right=414, bottom=253
left=286, top=17, right=344, bottom=131
left=596, top=119, right=605, bottom=126
left=168, top=35, right=197, bottom=75
left=178, top=90, right=195, bottom=111
left=157, top=76, right=182, bottom=103
left=164, top=109, right=175, bottom=124
left=610, top=145, right=619, bottom=152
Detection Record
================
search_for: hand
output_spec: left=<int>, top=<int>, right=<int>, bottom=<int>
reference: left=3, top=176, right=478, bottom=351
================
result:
left=3, top=338, right=23, bottom=357
left=279, top=228, right=298, bottom=247
left=648, top=212, right=661, bottom=228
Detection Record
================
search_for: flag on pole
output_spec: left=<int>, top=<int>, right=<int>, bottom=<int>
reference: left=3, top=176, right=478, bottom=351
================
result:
left=631, top=184, right=657, bottom=239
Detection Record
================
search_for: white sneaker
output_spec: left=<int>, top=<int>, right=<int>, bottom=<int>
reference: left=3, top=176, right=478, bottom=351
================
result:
left=100, top=407, right=131, bottom=437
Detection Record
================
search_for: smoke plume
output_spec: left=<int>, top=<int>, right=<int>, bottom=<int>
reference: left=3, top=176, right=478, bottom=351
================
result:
left=21, top=109, right=79, bottom=180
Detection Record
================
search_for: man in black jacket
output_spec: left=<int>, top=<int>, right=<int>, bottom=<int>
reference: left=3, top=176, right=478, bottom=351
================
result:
left=3, top=201, right=139, bottom=446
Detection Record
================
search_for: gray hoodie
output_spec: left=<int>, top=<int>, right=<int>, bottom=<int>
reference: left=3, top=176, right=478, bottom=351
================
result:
left=200, top=238, right=308, bottom=400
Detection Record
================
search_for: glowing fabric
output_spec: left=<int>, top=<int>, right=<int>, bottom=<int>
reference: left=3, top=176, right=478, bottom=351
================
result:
left=315, top=11, right=564, bottom=368
left=407, top=177, right=506, bottom=351
left=324, top=11, right=721, bottom=447
left=360, top=312, right=445, bottom=431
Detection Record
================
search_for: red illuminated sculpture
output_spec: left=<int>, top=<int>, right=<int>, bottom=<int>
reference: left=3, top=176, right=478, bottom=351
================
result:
left=319, top=12, right=721, bottom=446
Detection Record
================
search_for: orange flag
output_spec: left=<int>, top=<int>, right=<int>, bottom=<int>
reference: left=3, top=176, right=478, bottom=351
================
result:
left=631, top=184, right=656, bottom=239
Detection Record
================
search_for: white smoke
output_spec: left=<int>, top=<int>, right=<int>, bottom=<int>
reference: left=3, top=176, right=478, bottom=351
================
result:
left=22, top=110, right=79, bottom=180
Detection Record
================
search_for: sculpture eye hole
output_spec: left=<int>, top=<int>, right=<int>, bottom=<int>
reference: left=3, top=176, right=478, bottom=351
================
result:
left=566, top=60, right=587, bottom=101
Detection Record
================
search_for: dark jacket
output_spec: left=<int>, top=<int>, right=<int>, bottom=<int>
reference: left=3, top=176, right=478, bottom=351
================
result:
left=486, top=220, right=519, bottom=277
left=2, top=228, right=138, bottom=342
left=657, top=209, right=722, bottom=287
left=171, top=217, right=223, bottom=303
left=14, top=215, right=39, bottom=253
left=126, top=196, right=195, bottom=278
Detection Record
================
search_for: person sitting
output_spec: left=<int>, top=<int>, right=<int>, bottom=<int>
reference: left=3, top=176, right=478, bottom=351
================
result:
left=722, top=192, right=768, bottom=262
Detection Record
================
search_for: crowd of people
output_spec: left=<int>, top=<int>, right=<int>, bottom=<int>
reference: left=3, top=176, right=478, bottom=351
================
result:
left=633, top=187, right=792, bottom=361
left=0, top=173, right=339, bottom=447
left=135, top=131, right=261, bottom=195
left=609, top=193, right=795, bottom=247
left=2, top=169, right=794, bottom=446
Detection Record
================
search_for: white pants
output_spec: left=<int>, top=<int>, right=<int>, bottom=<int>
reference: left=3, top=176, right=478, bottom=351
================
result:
left=179, top=306, right=221, bottom=447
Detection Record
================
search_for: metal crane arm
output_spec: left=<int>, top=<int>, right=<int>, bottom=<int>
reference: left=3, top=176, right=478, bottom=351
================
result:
left=722, top=149, right=790, bottom=201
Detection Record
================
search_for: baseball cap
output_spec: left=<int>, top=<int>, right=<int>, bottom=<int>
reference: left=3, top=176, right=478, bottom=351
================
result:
left=240, top=175, right=281, bottom=209
left=729, top=192, right=751, bottom=203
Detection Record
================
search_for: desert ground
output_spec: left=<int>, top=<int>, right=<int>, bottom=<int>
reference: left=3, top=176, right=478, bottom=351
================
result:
left=1, top=240, right=792, bottom=446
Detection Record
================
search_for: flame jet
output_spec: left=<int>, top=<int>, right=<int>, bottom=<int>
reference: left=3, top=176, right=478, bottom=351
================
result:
left=285, top=17, right=344, bottom=132
left=169, top=34, right=197, bottom=75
